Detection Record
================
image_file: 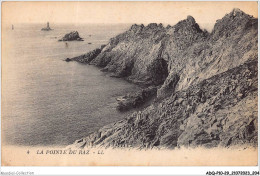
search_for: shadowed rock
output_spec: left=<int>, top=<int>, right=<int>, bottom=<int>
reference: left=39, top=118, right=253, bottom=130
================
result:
left=67, top=45, right=106, bottom=63
left=59, top=31, right=83, bottom=41
left=116, top=87, right=157, bottom=111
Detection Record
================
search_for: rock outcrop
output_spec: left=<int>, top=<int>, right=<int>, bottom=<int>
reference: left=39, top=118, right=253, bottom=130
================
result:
left=59, top=31, right=84, bottom=41
left=70, top=60, right=258, bottom=149
left=116, top=87, right=157, bottom=111
left=158, top=8, right=257, bottom=97
left=68, top=9, right=258, bottom=149
left=64, top=58, right=72, bottom=62
left=70, top=45, right=105, bottom=63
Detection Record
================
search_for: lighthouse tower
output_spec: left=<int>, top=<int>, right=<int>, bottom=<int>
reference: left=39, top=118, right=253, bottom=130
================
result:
left=41, top=21, right=52, bottom=31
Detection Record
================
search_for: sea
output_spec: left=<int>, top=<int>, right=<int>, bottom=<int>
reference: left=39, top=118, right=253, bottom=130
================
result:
left=2, top=23, right=140, bottom=147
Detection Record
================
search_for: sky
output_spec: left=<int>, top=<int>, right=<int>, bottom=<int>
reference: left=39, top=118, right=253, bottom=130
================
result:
left=2, top=1, right=258, bottom=31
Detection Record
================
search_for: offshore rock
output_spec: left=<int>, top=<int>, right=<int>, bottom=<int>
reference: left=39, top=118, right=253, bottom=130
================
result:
left=41, top=22, right=52, bottom=31
left=59, top=31, right=84, bottom=41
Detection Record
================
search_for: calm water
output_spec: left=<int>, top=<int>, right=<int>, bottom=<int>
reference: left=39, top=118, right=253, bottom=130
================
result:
left=2, top=23, right=139, bottom=146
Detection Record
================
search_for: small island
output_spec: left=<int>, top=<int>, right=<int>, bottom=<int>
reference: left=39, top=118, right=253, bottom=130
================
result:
left=58, top=31, right=84, bottom=41
left=41, top=22, right=52, bottom=31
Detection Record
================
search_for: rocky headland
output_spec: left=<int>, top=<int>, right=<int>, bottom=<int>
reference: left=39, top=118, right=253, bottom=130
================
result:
left=59, top=31, right=84, bottom=41
left=67, top=9, right=258, bottom=149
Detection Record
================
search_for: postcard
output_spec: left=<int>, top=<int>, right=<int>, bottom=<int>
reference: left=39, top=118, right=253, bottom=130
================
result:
left=1, top=1, right=258, bottom=166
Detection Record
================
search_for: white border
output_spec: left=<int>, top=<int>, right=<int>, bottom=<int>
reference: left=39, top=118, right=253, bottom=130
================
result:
left=0, top=0, right=259, bottom=175
left=0, top=166, right=259, bottom=175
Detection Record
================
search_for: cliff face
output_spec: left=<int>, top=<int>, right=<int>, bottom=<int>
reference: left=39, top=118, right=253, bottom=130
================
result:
left=71, top=9, right=257, bottom=92
left=90, top=23, right=169, bottom=85
left=158, top=8, right=257, bottom=97
left=69, top=9, right=258, bottom=149
left=71, top=60, right=257, bottom=149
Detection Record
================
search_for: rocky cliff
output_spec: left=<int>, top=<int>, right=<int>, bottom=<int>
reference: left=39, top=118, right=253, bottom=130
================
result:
left=68, top=9, right=258, bottom=149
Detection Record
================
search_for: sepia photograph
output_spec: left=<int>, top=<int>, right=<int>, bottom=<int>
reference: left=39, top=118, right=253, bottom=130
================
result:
left=1, top=1, right=258, bottom=169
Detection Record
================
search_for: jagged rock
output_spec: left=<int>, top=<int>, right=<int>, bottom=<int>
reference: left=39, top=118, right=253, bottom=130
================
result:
left=157, top=73, right=180, bottom=98
left=64, top=58, right=72, bottom=62
left=69, top=60, right=258, bottom=149
left=160, top=8, right=257, bottom=97
left=116, top=87, right=157, bottom=111
left=71, top=9, right=257, bottom=92
left=89, top=22, right=168, bottom=85
left=68, top=45, right=105, bottom=63
left=59, top=31, right=83, bottom=41
left=68, top=9, right=258, bottom=149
